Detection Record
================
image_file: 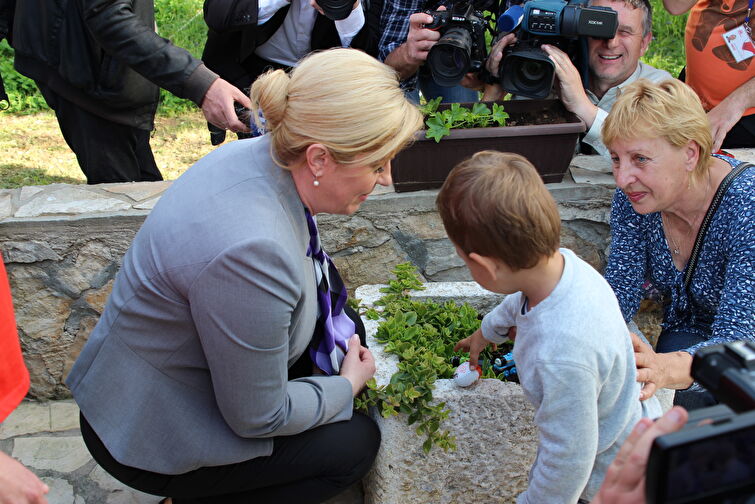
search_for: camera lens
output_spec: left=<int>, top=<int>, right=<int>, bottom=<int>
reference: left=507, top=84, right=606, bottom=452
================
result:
left=427, top=27, right=473, bottom=87
left=499, top=47, right=556, bottom=99
left=317, top=0, right=354, bottom=20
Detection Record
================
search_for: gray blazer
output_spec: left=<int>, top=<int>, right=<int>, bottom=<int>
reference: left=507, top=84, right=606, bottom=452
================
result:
left=66, top=135, right=354, bottom=474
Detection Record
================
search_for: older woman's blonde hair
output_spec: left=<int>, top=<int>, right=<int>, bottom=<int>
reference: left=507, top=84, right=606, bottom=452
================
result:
left=250, top=48, right=423, bottom=169
left=602, top=79, right=713, bottom=185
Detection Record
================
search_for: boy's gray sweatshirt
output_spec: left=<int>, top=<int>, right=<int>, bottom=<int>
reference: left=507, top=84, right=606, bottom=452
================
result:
left=481, top=248, right=662, bottom=503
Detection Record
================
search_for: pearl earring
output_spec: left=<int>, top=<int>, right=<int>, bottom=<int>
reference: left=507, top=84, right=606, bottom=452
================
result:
left=313, top=178, right=320, bottom=187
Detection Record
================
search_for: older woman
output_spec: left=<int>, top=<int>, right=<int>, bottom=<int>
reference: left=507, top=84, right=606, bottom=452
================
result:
left=66, top=48, right=423, bottom=503
left=602, top=79, right=754, bottom=410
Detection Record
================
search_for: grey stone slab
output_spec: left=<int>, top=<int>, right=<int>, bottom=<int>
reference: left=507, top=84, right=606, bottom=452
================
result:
left=570, top=166, right=615, bottom=186
left=19, top=186, right=45, bottom=202
left=50, top=401, right=80, bottom=432
left=133, top=198, right=160, bottom=210
left=0, top=192, right=12, bottom=219
left=102, top=181, right=172, bottom=202
left=15, top=187, right=131, bottom=217
left=2, top=240, right=62, bottom=263
left=13, top=436, right=91, bottom=472
left=0, top=401, right=51, bottom=439
left=42, top=477, right=75, bottom=504
left=570, top=154, right=612, bottom=173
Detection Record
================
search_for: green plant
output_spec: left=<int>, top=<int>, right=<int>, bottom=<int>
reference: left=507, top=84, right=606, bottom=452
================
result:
left=355, top=263, right=511, bottom=453
left=421, top=97, right=510, bottom=142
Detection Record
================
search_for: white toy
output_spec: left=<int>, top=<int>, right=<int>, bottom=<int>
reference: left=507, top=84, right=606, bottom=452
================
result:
left=453, top=361, right=481, bottom=387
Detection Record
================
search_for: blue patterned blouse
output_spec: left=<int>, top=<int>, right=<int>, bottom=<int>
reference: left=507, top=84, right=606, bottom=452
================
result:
left=604, top=156, right=755, bottom=354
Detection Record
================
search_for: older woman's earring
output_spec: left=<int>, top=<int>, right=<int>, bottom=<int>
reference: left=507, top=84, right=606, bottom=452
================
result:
left=313, top=177, right=320, bottom=187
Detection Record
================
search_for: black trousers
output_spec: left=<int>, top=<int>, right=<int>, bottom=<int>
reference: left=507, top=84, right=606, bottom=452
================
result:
left=80, top=305, right=378, bottom=504
left=37, top=84, right=163, bottom=185
left=722, top=113, right=755, bottom=149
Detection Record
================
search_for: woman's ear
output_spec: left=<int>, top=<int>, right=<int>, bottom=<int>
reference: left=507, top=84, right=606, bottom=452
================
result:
left=683, top=140, right=700, bottom=173
left=304, top=143, right=333, bottom=178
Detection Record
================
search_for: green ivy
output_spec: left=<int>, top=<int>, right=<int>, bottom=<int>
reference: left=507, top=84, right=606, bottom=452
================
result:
left=420, top=97, right=509, bottom=142
left=355, top=263, right=513, bottom=453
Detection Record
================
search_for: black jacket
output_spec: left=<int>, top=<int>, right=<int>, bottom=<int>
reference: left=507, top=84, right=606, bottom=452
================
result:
left=202, top=0, right=382, bottom=91
left=11, top=0, right=218, bottom=129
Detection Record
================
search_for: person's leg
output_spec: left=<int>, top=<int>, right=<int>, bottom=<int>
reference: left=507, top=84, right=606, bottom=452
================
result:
left=418, top=73, right=479, bottom=104
left=36, top=84, right=162, bottom=184
left=655, top=330, right=718, bottom=410
left=80, top=412, right=380, bottom=504
left=721, top=114, right=755, bottom=149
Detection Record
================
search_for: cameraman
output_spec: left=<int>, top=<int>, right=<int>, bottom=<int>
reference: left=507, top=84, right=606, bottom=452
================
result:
left=484, top=0, right=672, bottom=157
left=592, top=406, right=689, bottom=504
left=380, top=2, right=480, bottom=103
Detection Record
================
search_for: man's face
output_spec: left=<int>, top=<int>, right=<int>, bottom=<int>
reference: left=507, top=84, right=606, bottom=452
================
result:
left=587, top=0, right=652, bottom=92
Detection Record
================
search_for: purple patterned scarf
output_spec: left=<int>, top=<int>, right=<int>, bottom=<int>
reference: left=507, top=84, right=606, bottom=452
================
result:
left=304, top=208, right=355, bottom=375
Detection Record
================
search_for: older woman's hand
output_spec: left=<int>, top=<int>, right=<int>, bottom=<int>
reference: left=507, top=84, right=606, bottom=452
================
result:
left=631, top=333, right=694, bottom=400
left=340, top=334, right=376, bottom=396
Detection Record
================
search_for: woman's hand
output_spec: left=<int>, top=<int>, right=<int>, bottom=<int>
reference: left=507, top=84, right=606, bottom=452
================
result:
left=0, top=451, right=49, bottom=504
left=453, top=328, right=495, bottom=372
left=631, top=333, right=694, bottom=400
left=340, top=334, right=375, bottom=396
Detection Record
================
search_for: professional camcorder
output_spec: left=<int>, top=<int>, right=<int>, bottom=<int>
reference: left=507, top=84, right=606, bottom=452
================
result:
left=646, top=340, right=755, bottom=504
left=497, top=0, right=617, bottom=99
left=424, top=0, right=496, bottom=87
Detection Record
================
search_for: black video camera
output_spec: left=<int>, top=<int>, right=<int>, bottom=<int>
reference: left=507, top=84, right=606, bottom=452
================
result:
left=646, top=340, right=755, bottom=504
left=424, top=0, right=495, bottom=87
left=498, top=0, right=617, bottom=99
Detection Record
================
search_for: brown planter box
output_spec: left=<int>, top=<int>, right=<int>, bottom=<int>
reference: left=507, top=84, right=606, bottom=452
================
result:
left=392, top=99, right=586, bottom=192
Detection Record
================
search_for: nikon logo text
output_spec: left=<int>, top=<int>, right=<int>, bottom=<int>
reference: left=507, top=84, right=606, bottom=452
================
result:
left=588, top=20, right=603, bottom=24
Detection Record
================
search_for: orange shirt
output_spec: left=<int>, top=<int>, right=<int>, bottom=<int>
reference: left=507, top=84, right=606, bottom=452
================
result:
left=685, top=0, right=755, bottom=116
left=0, top=258, right=30, bottom=422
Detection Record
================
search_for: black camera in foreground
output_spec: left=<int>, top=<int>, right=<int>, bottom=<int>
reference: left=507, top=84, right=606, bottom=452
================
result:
left=646, top=340, right=755, bottom=504
left=424, top=0, right=494, bottom=87
left=499, top=0, right=617, bottom=99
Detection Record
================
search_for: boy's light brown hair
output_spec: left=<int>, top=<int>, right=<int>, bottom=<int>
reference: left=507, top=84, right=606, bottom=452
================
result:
left=437, top=151, right=561, bottom=270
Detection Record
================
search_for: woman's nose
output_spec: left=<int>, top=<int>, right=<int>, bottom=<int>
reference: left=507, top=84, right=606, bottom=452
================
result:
left=379, top=160, right=393, bottom=186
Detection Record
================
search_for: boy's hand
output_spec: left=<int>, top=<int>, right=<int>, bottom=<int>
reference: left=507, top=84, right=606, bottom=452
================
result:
left=453, top=328, right=495, bottom=371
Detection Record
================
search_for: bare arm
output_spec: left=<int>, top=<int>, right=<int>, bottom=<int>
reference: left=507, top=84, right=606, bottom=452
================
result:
left=662, top=0, right=697, bottom=15
left=0, top=452, right=49, bottom=504
left=708, top=77, right=755, bottom=152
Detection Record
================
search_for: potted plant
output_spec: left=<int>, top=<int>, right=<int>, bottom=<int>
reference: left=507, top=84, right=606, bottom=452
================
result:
left=391, top=98, right=586, bottom=192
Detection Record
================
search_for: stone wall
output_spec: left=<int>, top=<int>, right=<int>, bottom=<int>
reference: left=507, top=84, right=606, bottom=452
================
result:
left=0, top=160, right=627, bottom=399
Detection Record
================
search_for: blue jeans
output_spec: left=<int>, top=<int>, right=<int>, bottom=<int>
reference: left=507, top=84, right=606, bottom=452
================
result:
left=656, top=329, right=718, bottom=411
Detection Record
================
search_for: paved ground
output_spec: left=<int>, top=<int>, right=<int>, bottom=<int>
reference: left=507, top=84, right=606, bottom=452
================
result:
left=0, top=400, right=364, bottom=504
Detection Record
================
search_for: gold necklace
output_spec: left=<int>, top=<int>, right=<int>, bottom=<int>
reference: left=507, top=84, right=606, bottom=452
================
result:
left=661, top=212, right=691, bottom=256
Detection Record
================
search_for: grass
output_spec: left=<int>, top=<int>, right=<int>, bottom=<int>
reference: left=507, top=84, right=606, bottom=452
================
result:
left=0, top=0, right=686, bottom=189
left=0, top=111, right=214, bottom=188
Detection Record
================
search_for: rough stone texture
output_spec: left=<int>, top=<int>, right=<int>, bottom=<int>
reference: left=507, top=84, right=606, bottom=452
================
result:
left=357, top=284, right=537, bottom=504
left=13, top=436, right=91, bottom=472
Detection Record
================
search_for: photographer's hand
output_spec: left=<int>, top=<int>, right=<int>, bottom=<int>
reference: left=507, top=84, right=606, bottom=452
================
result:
left=632, top=332, right=694, bottom=400
left=384, top=11, right=441, bottom=80
left=453, top=328, right=496, bottom=371
left=481, top=33, right=516, bottom=101
left=201, top=78, right=252, bottom=134
left=542, top=44, right=598, bottom=128
left=591, top=406, right=688, bottom=504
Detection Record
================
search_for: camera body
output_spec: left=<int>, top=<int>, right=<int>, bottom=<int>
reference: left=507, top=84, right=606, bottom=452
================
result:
left=425, top=1, right=491, bottom=87
left=499, top=0, right=617, bottom=99
left=646, top=340, right=755, bottom=504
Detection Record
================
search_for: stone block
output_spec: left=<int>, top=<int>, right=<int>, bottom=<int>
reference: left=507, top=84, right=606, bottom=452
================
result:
left=13, top=435, right=91, bottom=472
left=357, top=283, right=537, bottom=504
left=0, top=401, right=51, bottom=439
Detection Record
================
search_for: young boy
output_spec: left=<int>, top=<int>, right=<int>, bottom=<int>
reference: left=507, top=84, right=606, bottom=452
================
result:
left=437, top=151, right=662, bottom=503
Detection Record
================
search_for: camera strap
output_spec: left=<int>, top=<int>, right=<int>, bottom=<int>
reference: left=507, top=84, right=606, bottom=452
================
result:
left=683, top=161, right=753, bottom=291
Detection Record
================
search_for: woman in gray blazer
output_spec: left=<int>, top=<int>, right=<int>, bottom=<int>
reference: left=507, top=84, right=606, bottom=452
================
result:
left=66, top=48, right=423, bottom=504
